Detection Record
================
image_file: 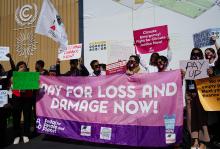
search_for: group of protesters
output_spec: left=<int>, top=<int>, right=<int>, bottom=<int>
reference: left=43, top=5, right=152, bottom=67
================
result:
left=0, top=36, right=220, bottom=149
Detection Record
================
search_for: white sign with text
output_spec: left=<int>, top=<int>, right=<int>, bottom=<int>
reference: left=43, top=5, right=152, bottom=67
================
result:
left=58, top=44, right=82, bottom=61
left=0, top=47, right=9, bottom=61
left=180, top=60, right=209, bottom=80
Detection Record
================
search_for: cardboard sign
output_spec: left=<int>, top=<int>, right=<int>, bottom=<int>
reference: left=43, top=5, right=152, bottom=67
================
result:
left=58, top=44, right=82, bottom=61
left=13, top=72, right=40, bottom=90
left=133, top=25, right=168, bottom=54
left=0, top=47, right=9, bottom=61
left=0, top=90, right=8, bottom=107
left=180, top=60, right=209, bottom=80
left=193, top=28, right=220, bottom=48
left=195, top=76, right=220, bottom=111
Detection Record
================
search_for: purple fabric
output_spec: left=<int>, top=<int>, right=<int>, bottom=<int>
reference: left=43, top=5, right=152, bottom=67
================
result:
left=37, top=116, right=182, bottom=147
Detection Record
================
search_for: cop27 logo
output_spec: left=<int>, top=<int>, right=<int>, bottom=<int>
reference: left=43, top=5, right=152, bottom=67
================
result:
left=15, top=3, right=38, bottom=26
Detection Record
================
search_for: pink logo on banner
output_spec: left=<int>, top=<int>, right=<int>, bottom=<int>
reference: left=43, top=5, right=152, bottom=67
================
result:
left=133, top=25, right=168, bottom=54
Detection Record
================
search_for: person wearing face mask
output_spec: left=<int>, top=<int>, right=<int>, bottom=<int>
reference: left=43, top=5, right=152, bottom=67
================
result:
left=90, top=60, right=105, bottom=76
left=126, top=55, right=144, bottom=75
left=11, top=61, right=33, bottom=144
left=185, top=48, right=210, bottom=149
left=139, top=37, right=172, bottom=73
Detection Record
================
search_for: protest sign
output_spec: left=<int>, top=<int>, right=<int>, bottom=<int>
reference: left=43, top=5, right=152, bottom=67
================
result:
left=195, top=76, right=220, bottom=111
left=58, top=44, right=82, bottom=61
left=180, top=60, right=209, bottom=80
left=106, top=60, right=127, bottom=75
left=0, top=90, right=8, bottom=107
left=13, top=72, right=40, bottom=90
left=193, top=28, right=220, bottom=48
left=133, top=25, right=168, bottom=54
left=106, top=40, right=134, bottom=75
left=36, top=70, right=183, bottom=147
left=0, top=47, right=9, bottom=61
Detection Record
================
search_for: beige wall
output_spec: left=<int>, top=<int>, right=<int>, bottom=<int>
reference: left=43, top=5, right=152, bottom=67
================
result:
left=0, top=0, right=79, bottom=73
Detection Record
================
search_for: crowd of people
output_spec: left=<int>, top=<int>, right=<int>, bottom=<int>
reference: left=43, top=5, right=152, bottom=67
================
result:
left=0, top=37, right=220, bottom=149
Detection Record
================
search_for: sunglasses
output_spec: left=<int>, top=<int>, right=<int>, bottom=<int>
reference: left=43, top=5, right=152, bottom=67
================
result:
left=192, top=52, right=203, bottom=57
left=94, top=64, right=100, bottom=68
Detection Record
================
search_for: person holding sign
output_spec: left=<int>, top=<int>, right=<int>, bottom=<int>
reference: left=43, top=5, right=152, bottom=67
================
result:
left=140, top=37, right=172, bottom=73
left=0, top=53, right=15, bottom=148
left=12, top=61, right=33, bottom=144
left=126, top=55, right=144, bottom=75
left=185, top=48, right=210, bottom=149
left=64, top=58, right=89, bottom=76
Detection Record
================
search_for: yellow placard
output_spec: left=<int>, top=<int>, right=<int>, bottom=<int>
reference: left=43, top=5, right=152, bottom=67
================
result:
left=195, top=76, right=220, bottom=111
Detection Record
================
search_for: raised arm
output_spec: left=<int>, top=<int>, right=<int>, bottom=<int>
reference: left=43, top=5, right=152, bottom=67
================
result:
left=6, top=53, right=15, bottom=70
left=211, top=35, right=220, bottom=50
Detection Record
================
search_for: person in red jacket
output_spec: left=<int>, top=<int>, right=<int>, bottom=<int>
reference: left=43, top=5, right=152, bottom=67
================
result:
left=12, top=61, right=33, bottom=144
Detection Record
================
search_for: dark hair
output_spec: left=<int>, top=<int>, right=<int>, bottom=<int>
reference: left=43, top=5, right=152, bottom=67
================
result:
left=150, top=52, right=159, bottom=65
left=90, top=60, right=99, bottom=69
left=205, top=48, right=216, bottom=59
left=157, top=56, right=168, bottom=70
left=36, top=60, right=45, bottom=68
left=190, top=48, right=204, bottom=60
left=0, top=64, right=3, bottom=70
left=158, top=56, right=168, bottom=63
left=129, top=55, right=140, bottom=64
left=70, top=59, right=78, bottom=65
left=16, top=61, right=27, bottom=71
left=99, top=64, right=106, bottom=71
left=150, top=53, right=159, bottom=59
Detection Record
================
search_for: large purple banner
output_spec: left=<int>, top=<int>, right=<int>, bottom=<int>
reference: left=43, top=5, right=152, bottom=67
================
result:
left=36, top=70, right=183, bottom=147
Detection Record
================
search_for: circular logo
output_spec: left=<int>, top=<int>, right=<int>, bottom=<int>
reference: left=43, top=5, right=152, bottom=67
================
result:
left=15, top=3, right=38, bottom=26
left=16, top=32, right=38, bottom=58
left=36, top=118, right=42, bottom=130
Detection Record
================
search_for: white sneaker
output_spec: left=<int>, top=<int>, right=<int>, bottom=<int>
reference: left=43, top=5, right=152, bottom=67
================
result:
left=23, top=136, right=29, bottom=143
left=13, top=137, right=20, bottom=144
left=191, top=147, right=200, bottom=149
